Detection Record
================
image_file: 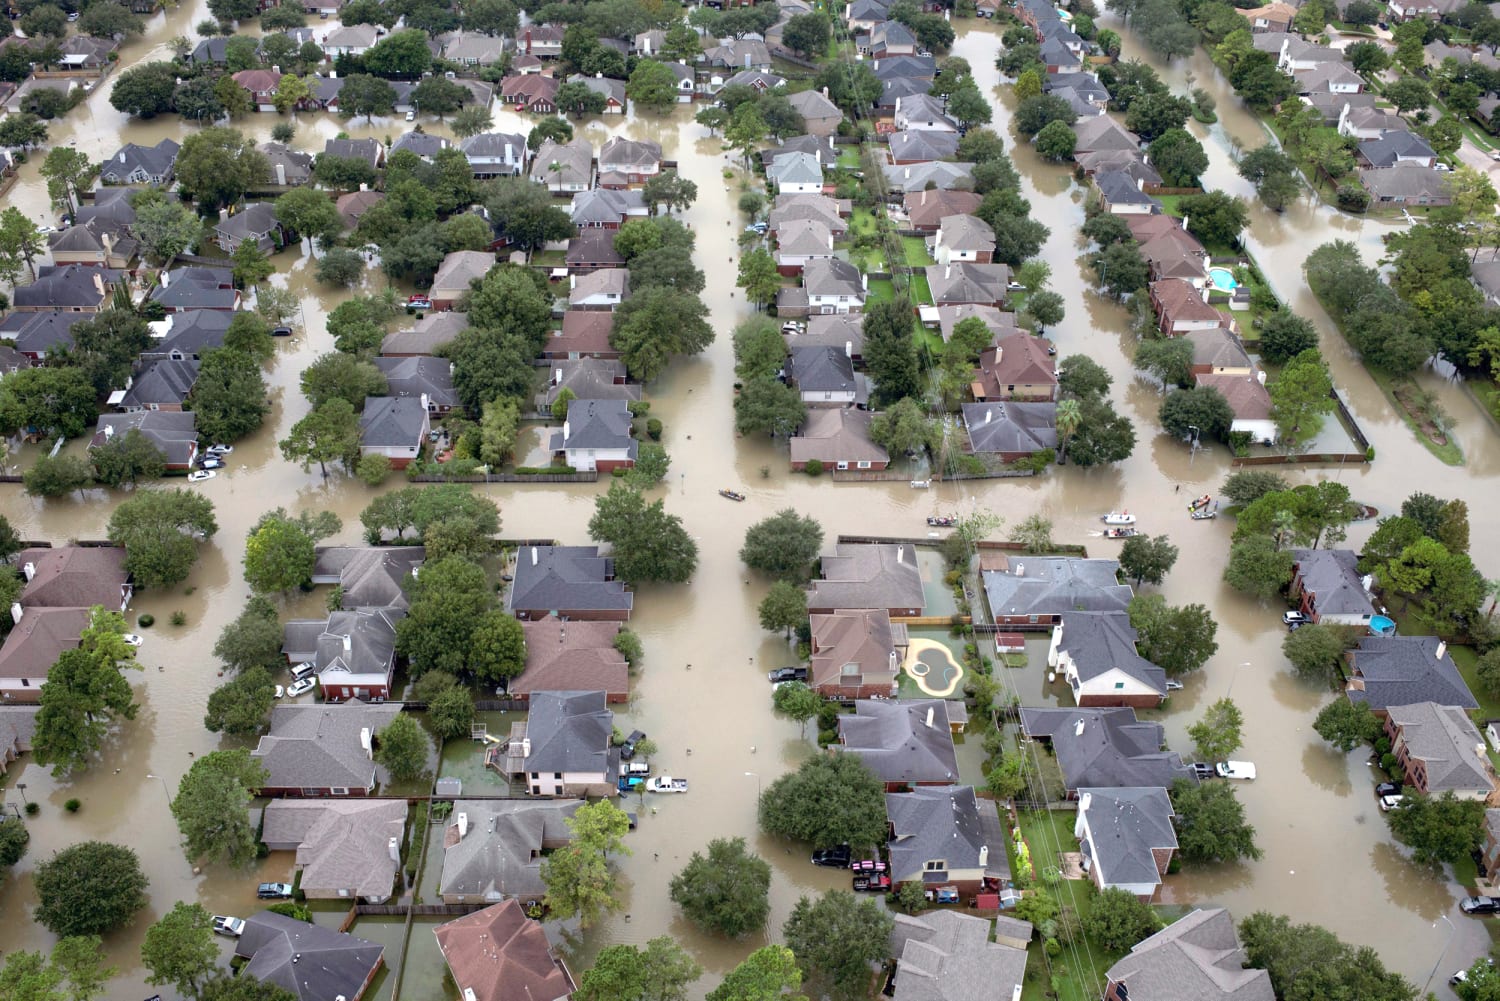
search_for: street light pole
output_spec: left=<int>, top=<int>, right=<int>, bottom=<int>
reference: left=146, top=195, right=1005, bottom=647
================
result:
left=1423, top=914, right=1456, bottom=996
left=14, top=782, right=26, bottom=807
left=146, top=773, right=171, bottom=802
left=744, top=771, right=760, bottom=800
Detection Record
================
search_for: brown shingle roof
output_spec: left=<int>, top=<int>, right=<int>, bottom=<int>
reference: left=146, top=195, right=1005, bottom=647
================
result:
left=810, top=608, right=899, bottom=690
left=17, top=547, right=129, bottom=609
left=1195, top=373, right=1272, bottom=419
left=973, top=334, right=1056, bottom=396
left=551, top=311, right=615, bottom=355
left=0, top=607, right=91, bottom=680
left=434, top=900, right=575, bottom=1001
left=1151, top=279, right=1221, bottom=327
left=511, top=616, right=628, bottom=697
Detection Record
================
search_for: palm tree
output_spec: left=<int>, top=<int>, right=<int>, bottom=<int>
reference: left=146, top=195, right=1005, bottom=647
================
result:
left=1055, top=398, right=1082, bottom=464
left=1272, top=508, right=1297, bottom=551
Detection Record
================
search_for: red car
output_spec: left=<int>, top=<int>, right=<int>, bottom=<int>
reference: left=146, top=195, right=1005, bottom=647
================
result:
left=853, top=873, right=891, bottom=892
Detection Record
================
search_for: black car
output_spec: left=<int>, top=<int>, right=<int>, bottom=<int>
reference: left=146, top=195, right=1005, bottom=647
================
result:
left=811, top=845, right=852, bottom=868
left=768, top=667, right=809, bottom=684
left=1461, top=896, right=1500, bottom=915
left=1375, top=782, right=1401, bottom=798
left=1191, top=762, right=1215, bottom=780
left=619, top=730, right=647, bottom=760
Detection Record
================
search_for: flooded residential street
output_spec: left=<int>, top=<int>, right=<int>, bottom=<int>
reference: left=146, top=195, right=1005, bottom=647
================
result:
left=2, top=7, right=1499, bottom=1000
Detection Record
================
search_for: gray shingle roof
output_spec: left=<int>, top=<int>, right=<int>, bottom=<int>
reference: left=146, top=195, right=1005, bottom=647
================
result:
left=360, top=396, right=428, bottom=447
left=391, top=130, right=452, bottom=159
left=538, top=360, right=640, bottom=409
left=886, top=785, right=1008, bottom=883
left=323, top=137, right=383, bottom=167
left=962, top=401, right=1057, bottom=454
left=91, top=411, right=198, bottom=467
left=1290, top=549, right=1373, bottom=618
left=887, top=129, right=959, bottom=162
left=523, top=690, right=614, bottom=774
left=804, top=257, right=865, bottom=297
left=0, top=310, right=89, bottom=355
left=808, top=543, right=925, bottom=613
left=1077, top=786, right=1176, bottom=888
left=889, top=910, right=1028, bottom=1001
left=1104, top=908, right=1275, bottom=1001
left=381, top=311, right=470, bottom=356
left=440, top=799, right=581, bottom=900
left=1358, top=130, right=1436, bottom=168
left=99, top=138, right=179, bottom=182
left=119, top=358, right=198, bottom=409
left=251, top=700, right=404, bottom=791
left=927, top=263, right=1011, bottom=305
left=235, top=911, right=384, bottom=1001
left=769, top=151, right=824, bottom=186
left=553, top=398, right=636, bottom=454
left=981, top=557, right=1132, bottom=618
left=1097, top=169, right=1157, bottom=206
left=599, top=136, right=662, bottom=170
left=883, top=161, right=976, bottom=193
left=13, top=265, right=116, bottom=310
left=215, top=202, right=279, bottom=242
left=1346, top=635, right=1477, bottom=711
left=1056, top=612, right=1166, bottom=695
left=374, top=355, right=459, bottom=409
left=838, top=699, right=958, bottom=783
left=790, top=344, right=857, bottom=393
left=261, top=799, right=407, bottom=899
left=507, top=545, right=633, bottom=616
left=147, top=309, right=233, bottom=358
left=312, top=607, right=401, bottom=685
left=1020, top=707, right=1198, bottom=791
left=313, top=546, right=425, bottom=610
left=1386, top=702, right=1493, bottom=794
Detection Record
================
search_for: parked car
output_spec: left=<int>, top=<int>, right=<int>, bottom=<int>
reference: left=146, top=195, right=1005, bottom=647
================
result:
left=1282, top=611, right=1310, bottom=627
left=623, top=760, right=651, bottom=777
left=853, top=873, right=891, bottom=892
left=206, top=444, right=233, bottom=455
left=1379, top=794, right=1406, bottom=812
left=187, top=470, right=215, bottom=483
left=122, top=633, right=143, bottom=647
left=645, top=775, right=688, bottom=793
left=286, top=677, right=316, bottom=698
left=256, top=883, right=293, bottom=899
left=1191, top=762, right=1215, bottom=779
left=1461, top=896, right=1500, bottom=915
left=405, top=109, right=415, bottom=121
left=1375, top=781, right=1401, bottom=798
left=271, top=326, right=293, bottom=337
left=273, top=684, right=285, bottom=699
left=767, top=667, right=809, bottom=683
left=290, top=661, right=316, bottom=681
left=199, top=457, right=225, bottom=470
left=811, top=845, right=852, bottom=868
left=1164, top=679, right=1183, bottom=691
left=1215, top=760, right=1257, bottom=780
left=212, top=915, right=246, bottom=937
left=619, top=729, right=647, bottom=760
left=407, top=295, right=432, bottom=310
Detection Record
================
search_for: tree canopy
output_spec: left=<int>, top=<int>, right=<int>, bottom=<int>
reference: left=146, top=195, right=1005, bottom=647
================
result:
left=759, top=753, right=888, bottom=850
left=669, top=837, right=772, bottom=937
left=34, top=841, right=149, bottom=937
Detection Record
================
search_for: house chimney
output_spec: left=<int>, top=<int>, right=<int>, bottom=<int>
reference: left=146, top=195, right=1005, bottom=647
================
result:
left=554, top=368, right=562, bottom=385
left=1437, top=640, right=1448, bottom=659
left=160, top=269, right=170, bottom=287
left=531, top=547, right=538, bottom=566
left=219, top=206, right=229, bottom=222
left=458, top=812, right=468, bottom=838
left=1256, top=369, right=1266, bottom=385
left=845, top=340, right=852, bottom=358
left=1080, top=791, right=1092, bottom=812
left=388, top=836, right=400, bottom=862
left=979, top=845, right=989, bottom=866
left=897, top=545, right=904, bottom=562
left=984, top=408, right=992, bottom=424
left=420, top=392, right=430, bottom=412
left=925, top=706, right=934, bottom=728
left=1015, top=562, right=1025, bottom=576
left=9, top=602, right=20, bottom=625
left=521, top=737, right=531, bottom=756
left=343, top=633, right=351, bottom=654
left=360, top=727, right=372, bottom=757
left=1074, top=717, right=1085, bottom=736
left=93, top=271, right=104, bottom=296
left=945, top=264, right=951, bottom=281
left=359, top=181, right=368, bottom=191
left=276, top=162, right=287, bottom=185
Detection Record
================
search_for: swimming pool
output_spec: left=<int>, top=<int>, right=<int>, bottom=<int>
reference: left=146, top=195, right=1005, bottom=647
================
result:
left=1055, top=6, right=1074, bottom=18
left=1208, top=267, right=1238, bottom=291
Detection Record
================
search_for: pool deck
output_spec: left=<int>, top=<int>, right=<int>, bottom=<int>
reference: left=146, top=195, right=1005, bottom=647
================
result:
left=903, top=635, right=966, bottom=698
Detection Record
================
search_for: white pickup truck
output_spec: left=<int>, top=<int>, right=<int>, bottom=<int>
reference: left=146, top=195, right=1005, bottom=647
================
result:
left=1215, top=761, right=1257, bottom=780
left=646, top=776, right=688, bottom=793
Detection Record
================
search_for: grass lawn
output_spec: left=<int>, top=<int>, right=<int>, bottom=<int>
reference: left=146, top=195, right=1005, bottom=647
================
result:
left=849, top=207, right=879, bottom=237
left=901, top=235, right=934, bottom=267
left=868, top=278, right=896, bottom=303
left=1449, top=644, right=1500, bottom=720
left=837, top=146, right=863, bottom=169
left=908, top=273, right=934, bottom=305
left=1017, top=808, right=1079, bottom=872
left=1366, top=366, right=1465, bottom=466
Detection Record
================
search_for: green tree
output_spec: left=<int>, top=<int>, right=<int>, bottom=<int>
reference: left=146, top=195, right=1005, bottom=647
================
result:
left=1170, top=779, right=1263, bottom=863
left=1312, top=698, right=1382, bottom=751
left=1258, top=310, right=1319, bottom=365
left=0, top=817, right=28, bottom=868
left=670, top=837, right=772, bottom=937
left=706, top=946, right=805, bottom=1001
left=301, top=352, right=387, bottom=410
left=204, top=666, right=277, bottom=736
left=773, top=682, right=822, bottom=735
left=471, top=610, right=527, bottom=684
left=90, top=428, right=166, bottom=488
left=1127, top=595, right=1218, bottom=676
left=1282, top=622, right=1347, bottom=683
left=31, top=610, right=141, bottom=776
left=175, top=127, right=268, bottom=214
left=41, top=146, right=94, bottom=217
left=870, top=397, right=937, bottom=457
left=627, top=58, right=678, bottom=112
left=23, top=453, right=94, bottom=500
left=0, top=937, right=116, bottom=1001
left=760, top=580, right=809, bottom=638
left=171, top=749, right=268, bottom=867
left=759, top=753, right=887, bottom=850
left=1066, top=397, right=1136, bottom=467
left=131, top=197, right=202, bottom=262
left=364, top=28, right=432, bottom=77
left=1388, top=792, right=1486, bottom=866
left=374, top=713, right=428, bottom=781
left=1116, top=533, right=1179, bottom=587
left=395, top=556, right=494, bottom=677
left=588, top=484, right=698, bottom=584
left=1239, top=912, right=1417, bottom=1001
left=141, top=902, right=218, bottom=998
left=316, top=247, right=365, bottom=287
left=243, top=510, right=319, bottom=593
left=109, top=61, right=178, bottom=117
left=1269, top=349, right=1335, bottom=452
left=232, top=240, right=274, bottom=289
left=199, top=973, right=299, bottom=1001
left=1179, top=191, right=1249, bottom=247
left=1237, top=144, right=1301, bottom=212
left=541, top=800, right=632, bottom=928
left=1034, top=120, right=1077, bottom=160
left=610, top=287, right=715, bottom=382
left=1147, top=128, right=1208, bottom=186
left=735, top=378, right=807, bottom=438
left=1188, top=697, right=1243, bottom=762
left=737, top=248, right=782, bottom=310
left=413, top=75, right=468, bottom=118
left=1159, top=384, right=1235, bottom=442
left=1134, top=337, right=1196, bottom=392
left=0, top=366, right=98, bottom=438
left=783, top=890, right=894, bottom=1000
left=862, top=298, right=922, bottom=406
left=427, top=685, right=476, bottom=740
left=741, top=510, right=823, bottom=582
left=575, top=938, right=703, bottom=1001
left=275, top=187, right=341, bottom=245
left=279, top=398, right=361, bottom=477
left=107, top=489, right=218, bottom=588
left=1013, top=513, right=1054, bottom=553
left=1221, top=470, right=1289, bottom=506
left=1082, top=887, right=1161, bottom=951
left=782, top=11, right=831, bottom=57
left=733, top=318, right=787, bottom=384
left=1223, top=535, right=1294, bottom=599
left=452, top=105, right=495, bottom=138
left=34, top=842, right=148, bottom=937
left=211, top=597, right=283, bottom=676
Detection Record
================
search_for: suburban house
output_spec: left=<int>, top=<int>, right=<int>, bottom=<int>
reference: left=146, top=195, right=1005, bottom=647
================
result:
left=91, top=412, right=200, bottom=470
left=359, top=396, right=430, bottom=469
left=430, top=250, right=495, bottom=310
left=768, top=151, right=825, bottom=195
left=1103, top=908, right=1274, bottom=1001
left=791, top=313, right=865, bottom=360
left=1075, top=787, right=1177, bottom=900
left=926, top=263, right=1012, bottom=307
left=807, top=543, right=925, bottom=617
left=885, top=785, right=1009, bottom=897
left=569, top=269, right=630, bottom=310
left=518, top=23, right=565, bottom=56
left=530, top=138, right=594, bottom=192
left=790, top=407, right=890, bottom=472
left=1357, top=130, right=1438, bottom=169
left=1239, top=0, right=1296, bottom=30
left=882, top=160, right=976, bottom=194
left=440, top=800, right=582, bottom=903
left=789, top=345, right=865, bottom=408
left=1049, top=612, right=1168, bottom=708
left=1096, top=171, right=1159, bottom=214
left=537, top=359, right=640, bottom=413
left=310, top=546, right=424, bottom=610
left=325, top=138, right=385, bottom=171
left=932, top=215, right=995, bottom=265
left=112, top=358, right=199, bottom=412
left=983, top=563, right=1129, bottom=632
left=281, top=607, right=401, bottom=703
left=98, top=139, right=180, bottom=185
left=15, top=546, right=132, bottom=616
left=971, top=334, right=1057, bottom=402
left=837, top=700, right=960, bottom=789
left=382, top=311, right=469, bottom=357
left=460, top=132, right=528, bottom=178
left=1019, top=707, right=1198, bottom=794
left=1073, top=114, right=1142, bottom=155
left=48, top=219, right=137, bottom=269
left=434, top=900, right=577, bottom=1001
left=934, top=304, right=1018, bottom=343
left=235, top=912, right=384, bottom=1001
left=259, top=141, right=315, bottom=186
left=373, top=356, right=460, bottom=415
left=0, top=707, right=37, bottom=775
left=0, top=607, right=92, bottom=705
left=570, top=75, right=628, bottom=119
left=791, top=257, right=868, bottom=316
left=1150, top=279, right=1225, bottom=335
left=506, top=546, right=634, bottom=621
left=787, top=88, right=844, bottom=135
left=775, top=218, right=836, bottom=273
left=322, top=23, right=380, bottom=57
left=1184, top=327, right=1253, bottom=376
left=551, top=399, right=638, bottom=472
left=1339, top=103, right=1409, bottom=140
left=887, top=129, right=958, bottom=164
left=336, top=189, right=385, bottom=229
left=260, top=799, right=408, bottom=902
left=1384, top=702, right=1497, bottom=800
left=149, top=265, right=240, bottom=313
left=251, top=700, right=405, bottom=796
left=231, top=68, right=283, bottom=110
left=1288, top=549, right=1375, bottom=626
left=894, top=93, right=959, bottom=132
left=903, top=189, right=983, bottom=231
left=961, top=401, right=1057, bottom=461
left=888, top=911, right=1028, bottom=1001
left=547, top=311, right=618, bottom=360
left=13, top=265, right=119, bottom=313
left=1360, top=163, right=1452, bottom=206
left=571, top=188, right=649, bottom=229
left=567, top=229, right=627, bottom=270
left=808, top=608, right=905, bottom=698
left=1193, top=373, right=1277, bottom=444
left=502, top=689, right=618, bottom=797
left=214, top=203, right=283, bottom=254
left=511, top=616, right=629, bottom=703
left=598, top=137, right=662, bottom=183
left=442, top=30, right=506, bottom=65
left=768, top=192, right=849, bottom=236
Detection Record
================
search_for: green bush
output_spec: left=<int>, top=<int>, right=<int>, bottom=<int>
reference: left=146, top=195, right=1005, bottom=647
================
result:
left=646, top=418, right=663, bottom=440
left=24, top=802, right=39, bottom=816
left=611, top=467, right=626, bottom=477
left=1335, top=184, right=1370, bottom=213
left=170, top=610, right=187, bottom=626
left=137, top=613, right=154, bottom=628
left=64, top=799, right=80, bottom=813
left=805, top=459, right=824, bottom=476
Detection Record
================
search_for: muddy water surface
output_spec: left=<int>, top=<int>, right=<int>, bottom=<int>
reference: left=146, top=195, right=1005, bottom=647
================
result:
left=1, top=11, right=1498, bottom=1001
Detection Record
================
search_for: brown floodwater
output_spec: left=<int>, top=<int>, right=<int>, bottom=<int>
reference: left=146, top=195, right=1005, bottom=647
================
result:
left=1, top=8, right=1498, bottom=1000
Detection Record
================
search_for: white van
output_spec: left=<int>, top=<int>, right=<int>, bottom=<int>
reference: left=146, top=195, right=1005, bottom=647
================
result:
left=290, top=661, right=317, bottom=682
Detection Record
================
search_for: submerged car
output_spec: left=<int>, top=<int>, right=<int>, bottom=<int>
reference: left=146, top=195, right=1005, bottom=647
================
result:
left=187, top=470, right=216, bottom=483
left=767, top=667, right=809, bottom=684
left=1282, top=611, right=1310, bottom=627
left=1215, top=760, right=1257, bottom=780
left=121, top=633, right=143, bottom=647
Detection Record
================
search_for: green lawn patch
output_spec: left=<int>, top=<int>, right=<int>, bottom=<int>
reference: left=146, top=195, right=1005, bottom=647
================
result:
left=868, top=278, right=896, bottom=302
left=1366, top=366, right=1465, bottom=467
left=1448, top=644, right=1500, bottom=721
left=837, top=147, right=863, bottom=169
left=901, top=235, right=934, bottom=267
left=908, top=273, right=934, bottom=305
left=849, top=207, right=879, bottom=237
left=1017, top=808, right=1079, bottom=870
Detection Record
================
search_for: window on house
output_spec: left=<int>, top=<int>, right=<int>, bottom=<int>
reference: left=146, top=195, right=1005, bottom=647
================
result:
left=554, top=772, right=563, bottom=779
left=1114, top=682, right=1125, bottom=690
left=924, top=860, right=945, bottom=871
